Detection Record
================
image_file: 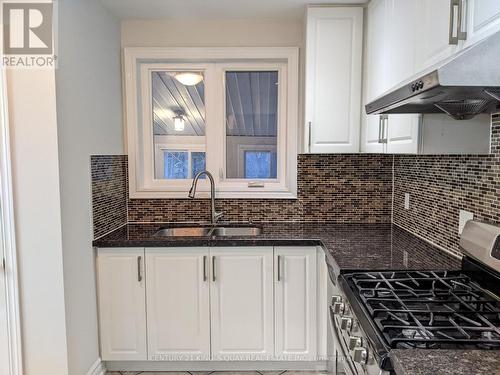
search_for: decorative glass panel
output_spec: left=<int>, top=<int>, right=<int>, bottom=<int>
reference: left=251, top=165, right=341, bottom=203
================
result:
left=191, top=152, right=206, bottom=178
left=225, top=70, right=279, bottom=179
left=244, top=151, right=277, bottom=179
left=164, top=151, right=188, bottom=179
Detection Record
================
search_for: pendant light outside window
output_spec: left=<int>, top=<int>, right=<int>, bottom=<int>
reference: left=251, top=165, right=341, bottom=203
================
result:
left=173, top=115, right=185, bottom=131
left=174, top=72, right=203, bottom=86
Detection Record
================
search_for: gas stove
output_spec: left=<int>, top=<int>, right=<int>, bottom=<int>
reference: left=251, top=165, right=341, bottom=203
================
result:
left=330, top=221, right=500, bottom=375
left=344, top=269, right=500, bottom=350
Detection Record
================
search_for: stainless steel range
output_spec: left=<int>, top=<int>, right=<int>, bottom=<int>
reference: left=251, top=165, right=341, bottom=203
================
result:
left=327, top=221, right=500, bottom=375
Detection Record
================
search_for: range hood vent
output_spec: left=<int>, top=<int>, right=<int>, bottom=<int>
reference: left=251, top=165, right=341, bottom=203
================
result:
left=366, top=31, right=500, bottom=120
left=435, top=99, right=493, bottom=120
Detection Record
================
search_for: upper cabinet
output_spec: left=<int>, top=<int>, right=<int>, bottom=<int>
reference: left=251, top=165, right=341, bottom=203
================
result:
left=305, top=6, right=364, bottom=153
left=361, top=0, right=421, bottom=154
left=414, top=0, right=464, bottom=72
left=465, top=0, right=500, bottom=46
left=361, top=0, right=499, bottom=154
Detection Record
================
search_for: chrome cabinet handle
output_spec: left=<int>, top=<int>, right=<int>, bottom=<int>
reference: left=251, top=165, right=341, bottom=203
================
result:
left=378, top=115, right=383, bottom=143
left=137, top=256, right=142, bottom=282
left=308, top=121, right=312, bottom=153
left=449, top=0, right=467, bottom=44
left=212, top=256, right=216, bottom=282
left=458, top=0, right=467, bottom=41
left=383, top=115, right=388, bottom=144
left=378, top=115, right=388, bottom=144
left=277, top=255, right=281, bottom=281
left=203, top=255, right=207, bottom=282
left=449, top=0, right=459, bottom=44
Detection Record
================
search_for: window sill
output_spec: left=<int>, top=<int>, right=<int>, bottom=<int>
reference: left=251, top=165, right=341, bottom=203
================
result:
left=129, top=190, right=298, bottom=200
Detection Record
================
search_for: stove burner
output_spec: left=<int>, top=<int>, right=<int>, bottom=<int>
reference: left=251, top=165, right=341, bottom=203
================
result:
left=349, top=270, right=500, bottom=350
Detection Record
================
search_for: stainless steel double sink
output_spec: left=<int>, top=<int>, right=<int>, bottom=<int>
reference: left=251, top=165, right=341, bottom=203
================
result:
left=153, top=224, right=262, bottom=237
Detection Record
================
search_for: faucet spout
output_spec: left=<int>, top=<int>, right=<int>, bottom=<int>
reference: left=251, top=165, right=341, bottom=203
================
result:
left=188, top=170, right=223, bottom=224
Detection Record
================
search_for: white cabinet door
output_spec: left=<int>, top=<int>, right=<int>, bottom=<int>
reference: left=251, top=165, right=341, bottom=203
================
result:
left=414, top=0, right=463, bottom=72
left=385, top=0, right=420, bottom=154
left=386, top=114, right=421, bottom=154
left=386, top=0, right=417, bottom=86
left=210, top=247, right=274, bottom=360
left=305, top=7, right=363, bottom=153
left=275, top=247, right=317, bottom=361
left=97, top=248, right=147, bottom=360
left=146, top=247, right=210, bottom=360
left=362, top=0, right=389, bottom=153
left=362, top=0, right=420, bottom=154
left=465, top=0, right=500, bottom=46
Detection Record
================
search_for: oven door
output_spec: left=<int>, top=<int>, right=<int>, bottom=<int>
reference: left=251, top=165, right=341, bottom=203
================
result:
left=327, top=267, right=357, bottom=375
left=327, top=269, right=389, bottom=375
left=328, top=305, right=357, bottom=375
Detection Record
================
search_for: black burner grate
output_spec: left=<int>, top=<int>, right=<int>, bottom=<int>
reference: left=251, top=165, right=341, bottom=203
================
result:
left=350, top=271, right=500, bottom=349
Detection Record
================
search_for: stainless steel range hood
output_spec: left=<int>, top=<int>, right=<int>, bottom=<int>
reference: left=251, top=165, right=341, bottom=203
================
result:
left=366, top=31, right=500, bottom=120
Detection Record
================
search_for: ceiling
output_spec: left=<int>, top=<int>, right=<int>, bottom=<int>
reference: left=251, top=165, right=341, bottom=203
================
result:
left=100, top=0, right=367, bottom=20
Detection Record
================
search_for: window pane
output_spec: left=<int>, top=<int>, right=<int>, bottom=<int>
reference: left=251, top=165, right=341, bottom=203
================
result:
left=164, top=151, right=188, bottom=179
left=152, top=70, right=206, bottom=179
left=191, top=152, right=206, bottom=178
left=244, top=151, right=277, bottom=179
left=225, top=71, right=278, bottom=179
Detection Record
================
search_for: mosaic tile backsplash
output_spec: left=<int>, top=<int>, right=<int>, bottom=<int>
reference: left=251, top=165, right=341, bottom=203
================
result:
left=392, top=116, right=500, bottom=257
left=127, top=154, right=393, bottom=224
left=91, top=115, right=499, bottom=259
left=91, top=155, right=127, bottom=238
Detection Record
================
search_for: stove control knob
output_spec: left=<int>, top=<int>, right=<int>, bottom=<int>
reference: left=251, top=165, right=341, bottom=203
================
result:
left=331, top=295, right=342, bottom=305
left=332, top=302, right=345, bottom=315
left=353, top=347, right=368, bottom=364
left=348, top=336, right=363, bottom=351
left=340, top=317, right=353, bottom=331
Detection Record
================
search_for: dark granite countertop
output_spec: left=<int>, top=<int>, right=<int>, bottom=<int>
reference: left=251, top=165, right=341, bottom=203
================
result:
left=390, top=349, right=500, bottom=375
left=93, top=222, right=461, bottom=271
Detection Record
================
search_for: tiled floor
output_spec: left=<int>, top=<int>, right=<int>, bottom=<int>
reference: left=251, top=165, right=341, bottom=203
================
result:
left=107, top=371, right=325, bottom=375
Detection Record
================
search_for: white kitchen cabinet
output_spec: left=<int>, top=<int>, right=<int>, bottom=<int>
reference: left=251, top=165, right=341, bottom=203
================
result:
left=385, top=0, right=420, bottom=154
left=96, top=246, right=323, bottom=364
left=385, top=114, right=420, bottom=154
left=361, top=0, right=389, bottom=153
left=414, top=0, right=464, bottom=72
left=210, top=247, right=274, bottom=359
left=362, top=0, right=420, bottom=154
left=275, top=247, right=317, bottom=360
left=97, top=248, right=147, bottom=361
left=465, top=0, right=500, bottom=46
left=145, top=247, right=210, bottom=360
left=305, top=6, right=363, bottom=153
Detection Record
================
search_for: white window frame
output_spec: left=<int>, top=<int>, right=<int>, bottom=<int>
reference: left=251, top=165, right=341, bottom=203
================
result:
left=123, top=47, right=299, bottom=199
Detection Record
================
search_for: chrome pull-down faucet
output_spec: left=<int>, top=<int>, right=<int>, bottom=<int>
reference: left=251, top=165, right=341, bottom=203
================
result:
left=188, top=170, right=223, bottom=225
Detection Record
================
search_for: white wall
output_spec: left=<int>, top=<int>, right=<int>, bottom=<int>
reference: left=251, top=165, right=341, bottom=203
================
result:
left=7, top=69, right=69, bottom=374
left=55, top=0, right=123, bottom=373
left=121, top=18, right=302, bottom=47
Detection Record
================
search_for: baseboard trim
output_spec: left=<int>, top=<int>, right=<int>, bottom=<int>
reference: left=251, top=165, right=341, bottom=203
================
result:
left=105, top=360, right=327, bottom=372
left=86, top=358, right=106, bottom=375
